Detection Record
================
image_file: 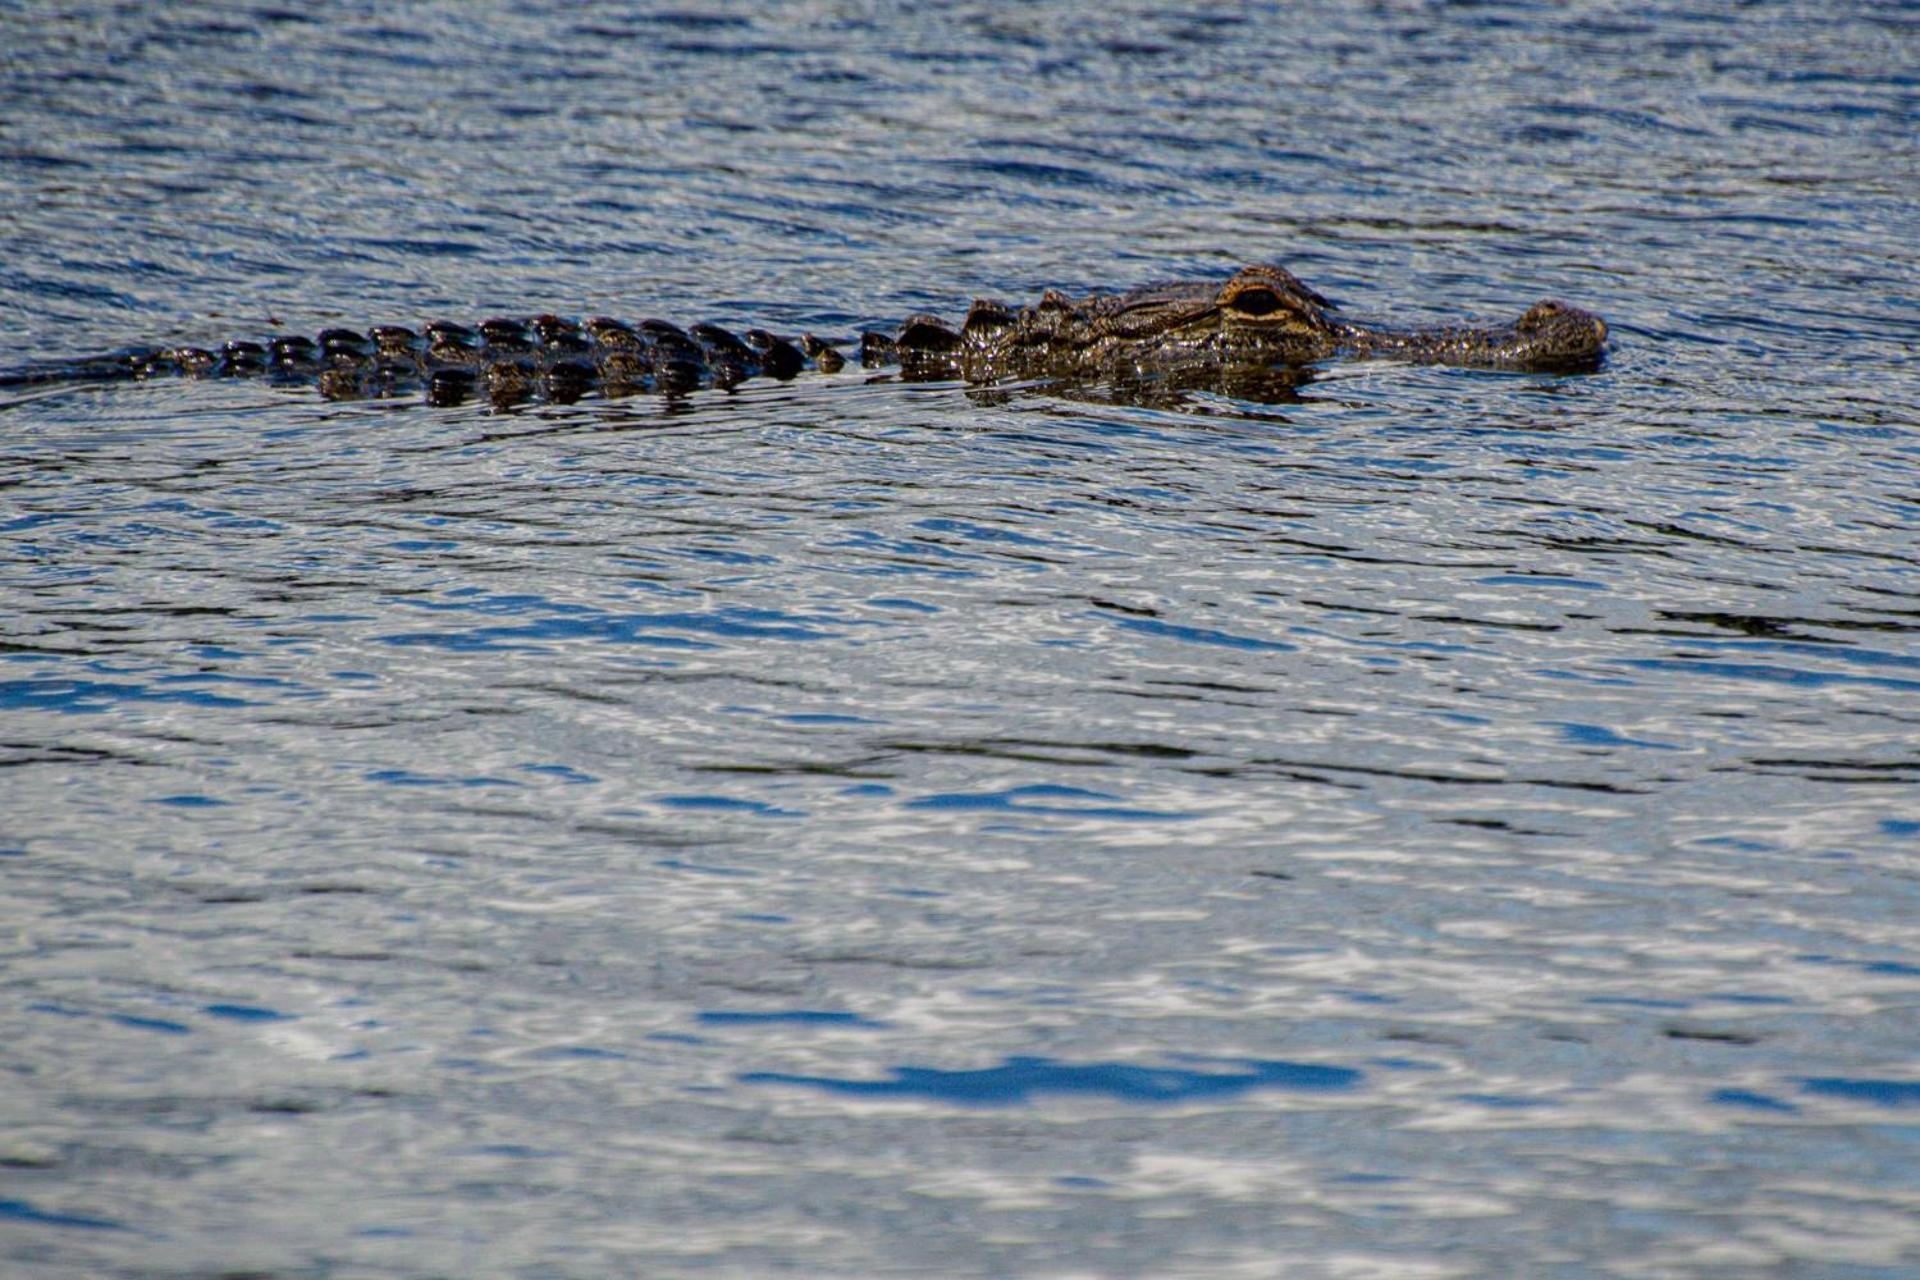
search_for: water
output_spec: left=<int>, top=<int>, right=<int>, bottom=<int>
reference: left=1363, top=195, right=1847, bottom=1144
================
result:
left=2, top=2, right=1917, bottom=1276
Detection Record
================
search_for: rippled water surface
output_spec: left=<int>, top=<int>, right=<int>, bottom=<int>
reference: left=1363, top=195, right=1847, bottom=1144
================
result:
left=3, top=3, right=1918, bottom=1277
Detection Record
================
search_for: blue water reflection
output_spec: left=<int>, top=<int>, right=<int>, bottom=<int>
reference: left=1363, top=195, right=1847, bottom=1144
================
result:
left=0, top=1200, right=129, bottom=1233
left=744, top=1055, right=1363, bottom=1106
left=1800, top=1078, right=1920, bottom=1109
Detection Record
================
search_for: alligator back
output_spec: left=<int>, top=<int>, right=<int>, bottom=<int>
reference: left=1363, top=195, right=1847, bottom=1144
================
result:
left=0, top=314, right=850, bottom=407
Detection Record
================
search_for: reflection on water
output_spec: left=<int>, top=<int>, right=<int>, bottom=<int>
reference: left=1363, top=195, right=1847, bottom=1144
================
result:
left=3, top=1, right=1918, bottom=1277
left=741, top=1055, right=1365, bottom=1105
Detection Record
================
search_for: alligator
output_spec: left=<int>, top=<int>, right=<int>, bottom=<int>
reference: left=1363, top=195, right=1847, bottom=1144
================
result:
left=0, top=263, right=1607, bottom=408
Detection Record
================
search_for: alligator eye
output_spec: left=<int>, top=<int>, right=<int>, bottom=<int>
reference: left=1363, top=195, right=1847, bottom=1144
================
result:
left=1226, top=287, right=1285, bottom=317
left=1520, top=301, right=1566, bottom=328
left=1518, top=301, right=1568, bottom=332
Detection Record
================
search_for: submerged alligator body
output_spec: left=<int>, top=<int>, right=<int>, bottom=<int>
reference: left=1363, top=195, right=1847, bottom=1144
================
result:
left=3, top=263, right=1607, bottom=407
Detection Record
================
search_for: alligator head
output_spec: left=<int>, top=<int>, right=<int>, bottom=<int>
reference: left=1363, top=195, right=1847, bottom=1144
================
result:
left=879, top=263, right=1608, bottom=382
left=906, top=264, right=1343, bottom=379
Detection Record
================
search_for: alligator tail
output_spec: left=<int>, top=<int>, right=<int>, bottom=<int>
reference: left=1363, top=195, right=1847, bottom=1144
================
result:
left=0, top=351, right=152, bottom=389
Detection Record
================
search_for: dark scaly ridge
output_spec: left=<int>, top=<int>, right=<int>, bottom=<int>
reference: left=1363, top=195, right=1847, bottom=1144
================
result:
left=0, top=263, right=1608, bottom=405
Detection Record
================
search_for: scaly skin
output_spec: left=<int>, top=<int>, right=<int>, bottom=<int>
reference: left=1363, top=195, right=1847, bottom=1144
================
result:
left=871, top=264, right=1607, bottom=381
left=1, top=263, right=1607, bottom=407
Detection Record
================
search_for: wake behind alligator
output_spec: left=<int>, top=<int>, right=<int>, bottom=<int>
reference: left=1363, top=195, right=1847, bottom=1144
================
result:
left=1, top=263, right=1608, bottom=408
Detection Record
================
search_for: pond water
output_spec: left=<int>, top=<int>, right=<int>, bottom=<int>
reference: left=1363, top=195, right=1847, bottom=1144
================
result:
left=2, top=2, right=1917, bottom=1277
